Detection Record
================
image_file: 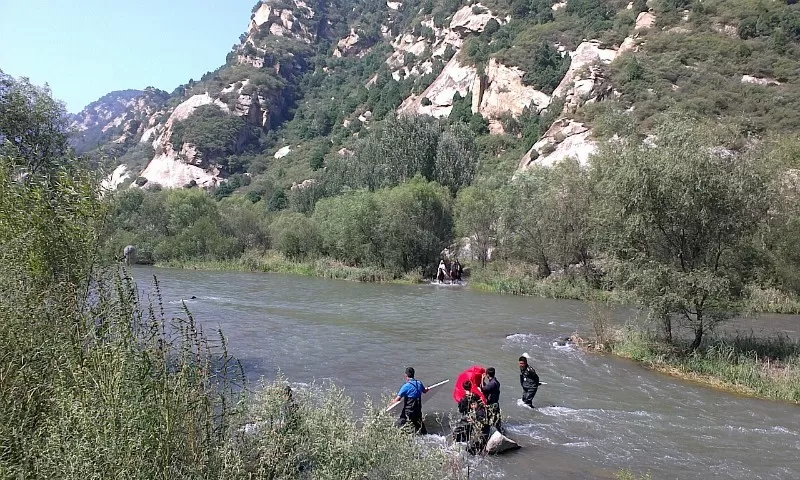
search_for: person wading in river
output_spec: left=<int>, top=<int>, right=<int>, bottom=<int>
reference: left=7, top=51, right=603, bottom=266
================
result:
left=390, top=367, right=429, bottom=434
left=519, top=356, right=540, bottom=408
left=481, top=367, right=503, bottom=433
left=436, top=260, right=448, bottom=283
left=454, top=380, right=482, bottom=442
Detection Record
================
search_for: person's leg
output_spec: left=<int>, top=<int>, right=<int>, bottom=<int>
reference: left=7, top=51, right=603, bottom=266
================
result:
left=396, top=416, right=408, bottom=428
left=410, top=417, right=426, bottom=435
left=490, top=405, right=504, bottom=433
left=522, top=388, right=537, bottom=407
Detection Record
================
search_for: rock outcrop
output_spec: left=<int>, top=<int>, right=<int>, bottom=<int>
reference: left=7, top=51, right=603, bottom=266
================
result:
left=552, top=41, right=618, bottom=111
left=449, top=3, right=504, bottom=35
left=101, top=164, right=132, bottom=192
left=135, top=93, right=234, bottom=188
left=476, top=59, right=551, bottom=118
left=70, top=88, right=169, bottom=154
left=517, top=119, right=596, bottom=170
left=334, top=29, right=371, bottom=57
left=398, top=55, right=477, bottom=118
left=742, top=75, right=781, bottom=86
left=517, top=41, right=620, bottom=173
left=138, top=154, right=220, bottom=190
left=634, top=11, right=656, bottom=30
left=249, top=0, right=315, bottom=43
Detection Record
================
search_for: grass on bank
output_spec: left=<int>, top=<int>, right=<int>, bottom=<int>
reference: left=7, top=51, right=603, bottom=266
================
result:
left=469, top=262, right=800, bottom=315
left=0, top=267, right=461, bottom=479
left=578, top=326, right=800, bottom=404
left=156, top=250, right=424, bottom=284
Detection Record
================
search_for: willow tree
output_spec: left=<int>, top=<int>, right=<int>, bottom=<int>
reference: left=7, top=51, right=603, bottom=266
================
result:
left=593, top=113, right=770, bottom=347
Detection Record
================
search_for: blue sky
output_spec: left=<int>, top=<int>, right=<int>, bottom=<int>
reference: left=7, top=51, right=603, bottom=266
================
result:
left=0, top=0, right=257, bottom=112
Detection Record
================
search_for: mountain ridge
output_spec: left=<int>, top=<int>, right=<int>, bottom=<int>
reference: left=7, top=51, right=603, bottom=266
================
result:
left=75, top=0, right=800, bottom=194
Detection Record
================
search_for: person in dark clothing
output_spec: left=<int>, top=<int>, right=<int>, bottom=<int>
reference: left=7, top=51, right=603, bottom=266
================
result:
left=390, top=366, right=429, bottom=434
left=466, top=398, right=491, bottom=455
left=519, top=355, right=540, bottom=408
left=457, top=380, right=483, bottom=415
left=454, top=380, right=477, bottom=442
left=453, top=259, right=463, bottom=281
left=480, top=367, right=503, bottom=433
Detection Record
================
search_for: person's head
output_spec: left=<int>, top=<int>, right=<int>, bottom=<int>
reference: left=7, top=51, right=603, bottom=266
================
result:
left=518, top=356, right=528, bottom=369
left=462, top=380, right=472, bottom=392
left=284, top=385, right=293, bottom=398
left=405, top=366, right=415, bottom=379
left=470, top=399, right=479, bottom=410
left=486, top=367, right=495, bottom=378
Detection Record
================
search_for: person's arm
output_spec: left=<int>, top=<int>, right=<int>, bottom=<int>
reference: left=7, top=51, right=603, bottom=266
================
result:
left=388, top=384, right=407, bottom=408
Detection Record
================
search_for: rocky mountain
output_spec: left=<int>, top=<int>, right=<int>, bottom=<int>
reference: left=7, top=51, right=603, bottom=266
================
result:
left=71, top=88, right=170, bottom=155
left=77, top=0, right=800, bottom=194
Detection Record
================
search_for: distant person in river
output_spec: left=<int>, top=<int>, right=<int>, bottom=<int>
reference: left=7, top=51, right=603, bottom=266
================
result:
left=454, top=259, right=463, bottom=282
left=449, top=260, right=459, bottom=283
left=436, top=260, right=448, bottom=283
left=481, top=367, right=503, bottom=433
left=390, top=366, right=429, bottom=434
left=519, top=356, right=540, bottom=408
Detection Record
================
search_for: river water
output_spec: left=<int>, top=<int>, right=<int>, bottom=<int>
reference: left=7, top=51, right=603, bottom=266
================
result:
left=133, top=267, right=799, bottom=479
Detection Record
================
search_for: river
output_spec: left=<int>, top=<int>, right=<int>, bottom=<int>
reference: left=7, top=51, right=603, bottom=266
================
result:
left=133, top=267, right=799, bottom=479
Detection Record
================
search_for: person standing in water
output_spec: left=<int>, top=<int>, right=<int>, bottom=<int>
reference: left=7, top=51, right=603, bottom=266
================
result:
left=390, top=367, right=429, bottom=434
left=481, top=367, right=503, bottom=432
left=436, top=260, right=448, bottom=283
left=519, top=356, right=540, bottom=408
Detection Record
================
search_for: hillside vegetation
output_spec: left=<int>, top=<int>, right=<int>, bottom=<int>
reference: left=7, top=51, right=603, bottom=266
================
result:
left=40, top=0, right=800, bottom=367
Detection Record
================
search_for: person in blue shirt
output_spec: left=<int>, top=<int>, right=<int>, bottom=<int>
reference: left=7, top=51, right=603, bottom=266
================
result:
left=389, top=366, right=429, bottom=434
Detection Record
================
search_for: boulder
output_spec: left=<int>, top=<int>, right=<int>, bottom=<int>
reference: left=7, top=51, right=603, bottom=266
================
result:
left=634, top=11, right=656, bottom=30
left=485, top=431, right=521, bottom=455
left=137, top=153, right=220, bottom=189
left=741, top=75, right=781, bottom=86
left=291, top=179, right=317, bottom=191
left=274, top=146, right=292, bottom=159
left=449, top=4, right=503, bottom=34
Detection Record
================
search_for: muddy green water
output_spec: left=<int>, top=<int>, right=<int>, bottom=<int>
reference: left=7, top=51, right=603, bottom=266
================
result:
left=134, top=267, right=799, bottom=479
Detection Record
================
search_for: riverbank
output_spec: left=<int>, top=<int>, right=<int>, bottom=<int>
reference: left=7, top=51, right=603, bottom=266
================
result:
left=469, top=262, right=800, bottom=315
left=156, top=251, right=424, bottom=284
left=575, top=328, right=800, bottom=404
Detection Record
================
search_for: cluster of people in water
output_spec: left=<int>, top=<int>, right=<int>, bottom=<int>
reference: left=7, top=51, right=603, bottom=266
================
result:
left=387, top=356, right=541, bottom=454
left=436, top=258, right=463, bottom=284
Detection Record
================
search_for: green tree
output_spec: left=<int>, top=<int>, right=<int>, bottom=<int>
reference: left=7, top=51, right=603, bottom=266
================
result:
left=454, top=184, right=499, bottom=267
left=434, top=123, right=479, bottom=195
left=593, top=113, right=770, bottom=347
left=270, top=212, right=320, bottom=259
left=378, top=177, right=453, bottom=274
left=0, top=72, right=72, bottom=179
left=312, top=191, right=382, bottom=266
